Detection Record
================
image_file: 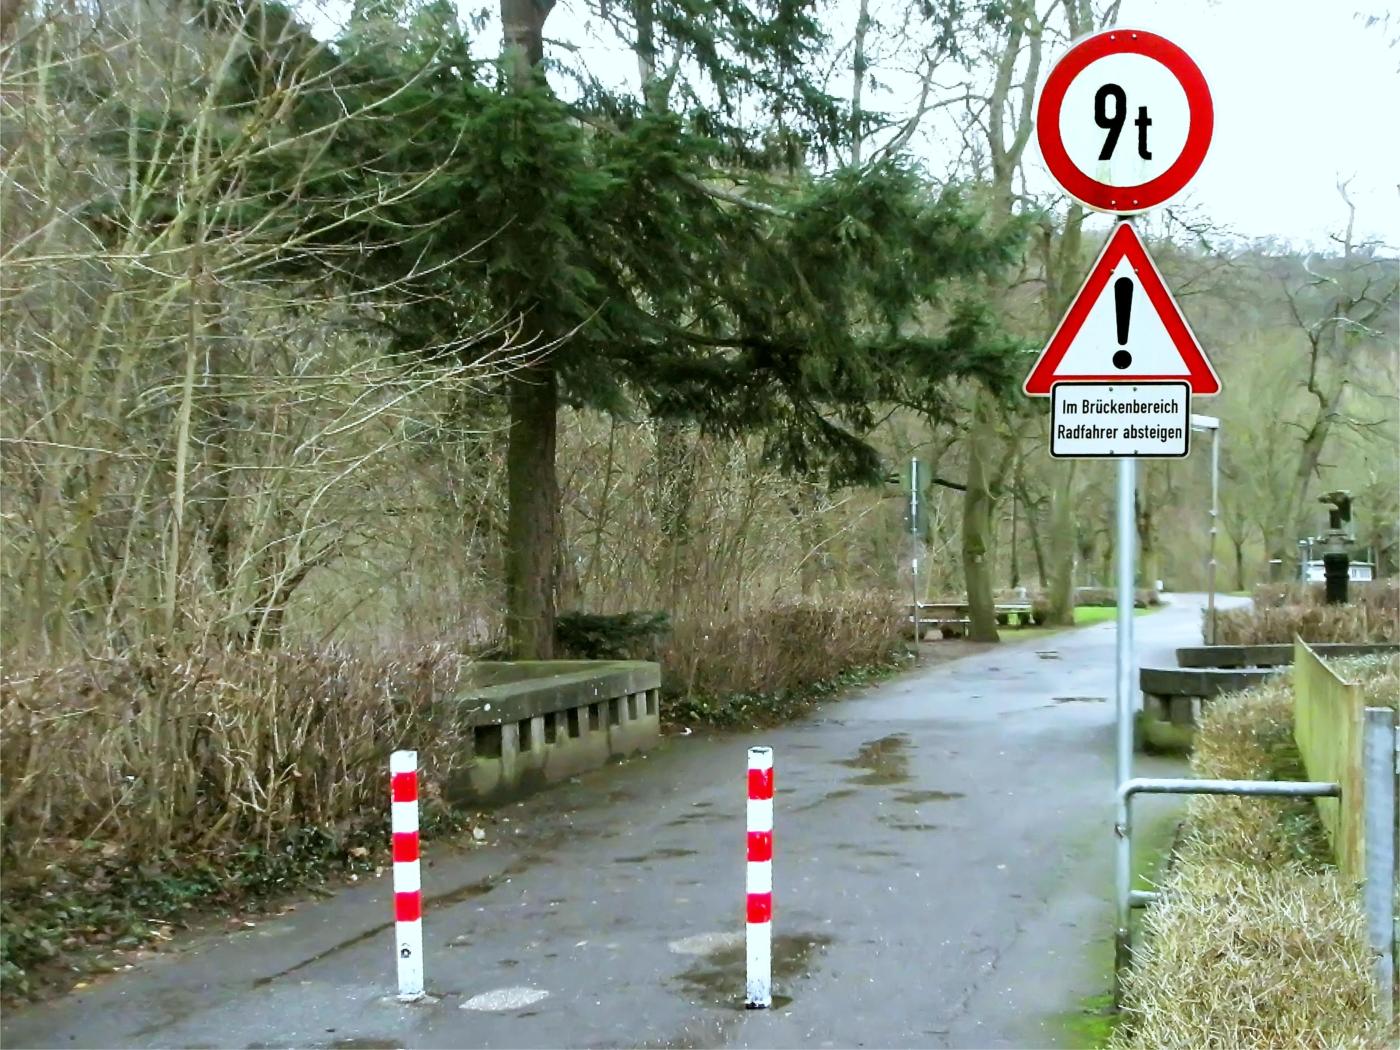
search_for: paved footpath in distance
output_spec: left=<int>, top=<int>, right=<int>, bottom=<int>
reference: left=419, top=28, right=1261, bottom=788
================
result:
left=2, top=595, right=1239, bottom=1050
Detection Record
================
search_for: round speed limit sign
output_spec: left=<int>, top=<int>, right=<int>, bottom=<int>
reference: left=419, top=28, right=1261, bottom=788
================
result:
left=1036, top=28, right=1213, bottom=214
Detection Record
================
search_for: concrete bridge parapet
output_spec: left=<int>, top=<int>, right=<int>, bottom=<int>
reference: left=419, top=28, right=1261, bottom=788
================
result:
left=446, top=660, right=661, bottom=804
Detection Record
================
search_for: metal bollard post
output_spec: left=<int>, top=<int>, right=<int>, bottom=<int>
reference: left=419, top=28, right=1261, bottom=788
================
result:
left=1362, top=709, right=1396, bottom=1022
left=746, top=746, right=774, bottom=1009
left=391, top=750, right=425, bottom=1001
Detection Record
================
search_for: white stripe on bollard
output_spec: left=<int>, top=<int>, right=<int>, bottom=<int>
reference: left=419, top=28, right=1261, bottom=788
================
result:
left=390, top=749, right=425, bottom=1001
left=746, top=745, right=774, bottom=1008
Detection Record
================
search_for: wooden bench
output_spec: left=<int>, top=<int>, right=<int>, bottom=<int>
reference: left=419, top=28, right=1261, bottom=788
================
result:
left=907, top=600, right=1034, bottom=638
left=994, top=603, right=1035, bottom=627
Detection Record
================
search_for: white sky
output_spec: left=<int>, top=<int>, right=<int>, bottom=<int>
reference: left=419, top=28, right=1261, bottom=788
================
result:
left=304, top=0, right=1398, bottom=249
left=1112, top=0, right=1398, bottom=247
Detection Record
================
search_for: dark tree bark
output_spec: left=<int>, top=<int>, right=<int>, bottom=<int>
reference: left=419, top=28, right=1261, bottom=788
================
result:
left=498, top=0, right=559, bottom=659
left=654, top=418, right=695, bottom=611
left=962, top=392, right=1000, bottom=642
left=504, top=363, right=558, bottom=657
left=1045, top=460, right=1076, bottom=625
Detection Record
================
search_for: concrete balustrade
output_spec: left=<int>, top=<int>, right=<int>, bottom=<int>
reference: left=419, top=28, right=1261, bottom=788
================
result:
left=1141, top=642, right=1399, bottom=729
left=444, top=660, right=662, bottom=804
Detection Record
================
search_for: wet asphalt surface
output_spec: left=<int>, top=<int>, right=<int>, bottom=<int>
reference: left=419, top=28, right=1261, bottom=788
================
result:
left=2, top=595, right=1235, bottom=1050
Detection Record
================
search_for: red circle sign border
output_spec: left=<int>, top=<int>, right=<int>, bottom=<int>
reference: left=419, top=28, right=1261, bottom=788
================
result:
left=1037, top=28, right=1213, bottom=214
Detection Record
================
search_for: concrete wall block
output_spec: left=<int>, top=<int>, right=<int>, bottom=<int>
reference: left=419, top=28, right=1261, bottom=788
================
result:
left=448, top=663, right=663, bottom=806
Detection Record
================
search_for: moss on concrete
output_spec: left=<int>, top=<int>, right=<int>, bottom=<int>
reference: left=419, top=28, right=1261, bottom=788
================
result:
left=1135, top=711, right=1194, bottom=756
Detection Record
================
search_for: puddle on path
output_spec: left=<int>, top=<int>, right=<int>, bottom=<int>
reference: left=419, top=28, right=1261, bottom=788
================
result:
left=668, top=931, right=744, bottom=956
left=424, top=877, right=497, bottom=908
left=460, top=986, right=550, bottom=1011
left=614, top=848, right=698, bottom=863
left=878, top=820, right=940, bottom=832
left=1053, top=695, right=1107, bottom=704
left=833, top=846, right=900, bottom=857
left=673, top=933, right=833, bottom=1012
left=251, top=924, right=388, bottom=987
left=667, top=810, right=725, bottom=827
left=794, top=787, right=858, bottom=812
left=255, top=860, right=539, bottom=982
left=892, top=789, right=964, bottom=804
left=836, top=734, right=912, bottom=785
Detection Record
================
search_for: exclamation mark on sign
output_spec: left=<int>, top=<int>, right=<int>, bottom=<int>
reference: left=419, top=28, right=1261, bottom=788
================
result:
left=1112, top=277, right=1133, bottom=369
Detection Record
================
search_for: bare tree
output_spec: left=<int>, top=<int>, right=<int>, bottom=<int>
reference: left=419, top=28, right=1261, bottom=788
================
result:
left=0, top=0, right=520, bottom=659
left=1277, top=183, right=1398, bottom=568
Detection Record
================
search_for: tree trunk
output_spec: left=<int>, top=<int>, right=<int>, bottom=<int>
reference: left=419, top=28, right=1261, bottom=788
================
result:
left=1281, top=414, right=1333, bottom=571
left=499, top=0, right=557, bottom=658
left=654, top=418, right=694, bottom=612
left=1009, top=479, right=1020, bottom=589
left=962, top=391, right=1000, bottom=642
left=796, top=479, right=825, bottom=598
left=1135, top=481, right=1158, bottom=589
left=1234, top=536, right=1246, bottom=592
left=1045, top=459, right=1076, bottom=625
left=504, top=363, right=558, bottom=658
left=1022, top=490, right=1048, bottom=590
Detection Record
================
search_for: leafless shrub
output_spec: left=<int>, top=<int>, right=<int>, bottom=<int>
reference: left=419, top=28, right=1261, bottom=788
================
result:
left=662, top=593, right=905, bottom=701
left=0, top=645, right=469, bottom=871
left=1252, top=581, right=1398, bottom=611
left=1212, top=600, right=1399, bottom=645
left=0, top=0, right=520, bottom=661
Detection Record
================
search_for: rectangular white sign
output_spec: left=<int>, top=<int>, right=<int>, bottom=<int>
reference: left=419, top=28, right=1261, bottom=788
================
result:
left=1050, top=382, right=1190, bottom=459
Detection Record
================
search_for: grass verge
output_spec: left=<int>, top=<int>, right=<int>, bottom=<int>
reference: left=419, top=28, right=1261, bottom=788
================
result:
left=1111, top=661, right=1398, bottom=1049
left=1072, top=605, right=1158, bottom=626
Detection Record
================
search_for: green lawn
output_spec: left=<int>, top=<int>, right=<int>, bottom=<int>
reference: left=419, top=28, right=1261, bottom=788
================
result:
left=1073, top=604, right=1158, bottom=625
left=985, top=602, right=1161, bottom=645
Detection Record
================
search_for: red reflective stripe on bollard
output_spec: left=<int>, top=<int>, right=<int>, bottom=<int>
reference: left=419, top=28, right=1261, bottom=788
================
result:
left=747, top=830, right=772, bottom=862
left=392, top=832, right=419, bottom=863
left=395, top=892, right=421, bottom=923
left=747, top=767, right=774, bottom=800
left=746, top=892, right=772, bottom=924
left=391, top=771, right=417, bottom=802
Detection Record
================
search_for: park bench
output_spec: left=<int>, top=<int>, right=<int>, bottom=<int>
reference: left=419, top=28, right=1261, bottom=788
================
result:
left=907, top=600, right=1037, bottom=639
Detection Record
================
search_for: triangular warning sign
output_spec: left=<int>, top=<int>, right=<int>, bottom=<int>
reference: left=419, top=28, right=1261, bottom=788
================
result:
left=1024, top=222, right=1219, bottom=395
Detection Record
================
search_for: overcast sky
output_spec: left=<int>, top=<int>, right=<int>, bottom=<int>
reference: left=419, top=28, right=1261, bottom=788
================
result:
left=1111, top=0, right=1398, bottom=248
left=305, top=0, right=1398, bottom=249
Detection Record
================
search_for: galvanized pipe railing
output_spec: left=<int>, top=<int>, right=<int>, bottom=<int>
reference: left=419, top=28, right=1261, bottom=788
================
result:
left=1113, top=776, right=1341, bottom=983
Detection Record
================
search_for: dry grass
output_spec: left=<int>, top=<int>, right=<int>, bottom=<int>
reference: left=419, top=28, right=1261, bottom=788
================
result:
left=1328, top=653, right=1400, bottom=712
left=1113, top=669, right=1394, bottom=1049
left=1182, top=679, right=1331, bottom=868
left=1118, top=861, right=1378, bottom=1050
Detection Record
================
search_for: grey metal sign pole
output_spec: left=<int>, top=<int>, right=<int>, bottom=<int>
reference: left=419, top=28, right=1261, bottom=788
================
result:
left=910, top=458, right=920, bottom=634
left=1191, top=414, right=1221, bottom=644
left=1113, top=456, right=1136, bottom=978
left=1208, top=427, right=1220, bottom=644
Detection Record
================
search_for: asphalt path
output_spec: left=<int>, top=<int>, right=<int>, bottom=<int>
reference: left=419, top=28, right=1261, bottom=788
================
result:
left=2, top=594, right=1237, bottom=1050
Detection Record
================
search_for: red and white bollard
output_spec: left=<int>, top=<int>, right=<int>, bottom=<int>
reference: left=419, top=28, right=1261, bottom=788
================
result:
left=746, top=745, right=774, bottom=1008
left=390, top=750, right=424, bottom=1001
